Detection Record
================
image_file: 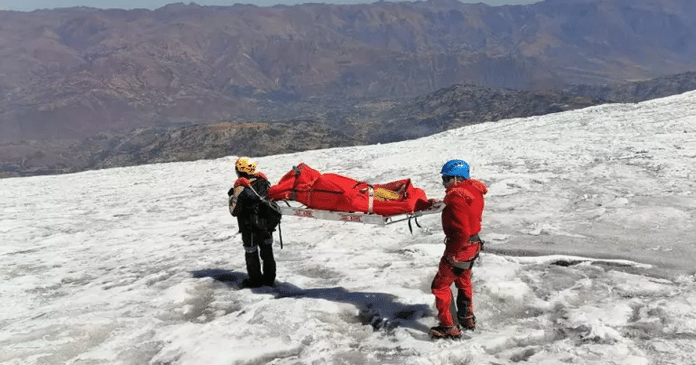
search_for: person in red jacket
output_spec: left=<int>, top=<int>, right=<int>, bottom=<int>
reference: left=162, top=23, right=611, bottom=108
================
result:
left=429, top=159, right=488, bottom=339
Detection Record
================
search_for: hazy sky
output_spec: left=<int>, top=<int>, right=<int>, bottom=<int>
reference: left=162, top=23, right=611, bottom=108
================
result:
left=1, top=0, right=540, bottom=12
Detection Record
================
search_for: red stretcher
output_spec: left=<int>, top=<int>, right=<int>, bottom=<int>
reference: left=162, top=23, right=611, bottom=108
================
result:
left=267, top=163, right=444, bottom=227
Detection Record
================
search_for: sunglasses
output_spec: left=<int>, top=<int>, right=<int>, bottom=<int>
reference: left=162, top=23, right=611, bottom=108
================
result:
left=442, top=175, right=456, bottom=184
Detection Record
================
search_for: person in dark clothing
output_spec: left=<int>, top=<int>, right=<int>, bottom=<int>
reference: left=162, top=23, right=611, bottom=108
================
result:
left=228, top=157, right=276, bottom=288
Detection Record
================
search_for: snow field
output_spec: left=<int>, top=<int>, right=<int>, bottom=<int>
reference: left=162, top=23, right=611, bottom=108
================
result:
left=1, top=91, right=696, bottom=364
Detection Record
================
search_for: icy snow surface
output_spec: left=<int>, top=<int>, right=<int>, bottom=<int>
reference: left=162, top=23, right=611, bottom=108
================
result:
left=1, top=91, right=696, bottom=365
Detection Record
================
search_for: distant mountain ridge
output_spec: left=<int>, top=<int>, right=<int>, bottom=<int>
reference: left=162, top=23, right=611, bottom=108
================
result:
left=1, top=0, right=695, bottom=143
left=3, top=71, right=696, bottom=178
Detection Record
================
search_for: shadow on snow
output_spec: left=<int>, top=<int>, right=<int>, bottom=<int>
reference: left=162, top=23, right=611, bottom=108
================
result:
left=191, top=268, right=432, bottom=333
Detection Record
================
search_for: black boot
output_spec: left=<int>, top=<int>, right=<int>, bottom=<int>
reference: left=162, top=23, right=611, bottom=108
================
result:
left=457, top=315, right=476, bottom=331
left=456, top=289, right=475, bottom=328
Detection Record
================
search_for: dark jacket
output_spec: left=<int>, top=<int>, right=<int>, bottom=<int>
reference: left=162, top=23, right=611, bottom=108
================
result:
left=228, top=172, right=271, bottom=234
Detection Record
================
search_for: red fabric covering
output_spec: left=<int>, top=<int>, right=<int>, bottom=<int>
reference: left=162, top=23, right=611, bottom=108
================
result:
left=267, top=163, right=431, bottom=216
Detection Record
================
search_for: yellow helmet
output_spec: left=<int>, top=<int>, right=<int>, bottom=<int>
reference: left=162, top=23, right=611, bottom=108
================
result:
left=235, top=157, right=257, bottom=175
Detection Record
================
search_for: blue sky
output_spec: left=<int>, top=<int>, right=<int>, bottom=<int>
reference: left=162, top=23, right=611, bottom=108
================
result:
left=1, top=0, right=540, bottom=12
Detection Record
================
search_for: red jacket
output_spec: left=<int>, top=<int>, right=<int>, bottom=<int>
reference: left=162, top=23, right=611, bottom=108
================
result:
left=441, top=179, right=488, bottom=261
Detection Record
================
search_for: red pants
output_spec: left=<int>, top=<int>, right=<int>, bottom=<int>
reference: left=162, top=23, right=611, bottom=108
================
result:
left=431, top=257, right=474, bottom=327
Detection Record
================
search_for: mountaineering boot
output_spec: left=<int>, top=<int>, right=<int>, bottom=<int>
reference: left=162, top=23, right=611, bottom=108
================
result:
left=429, top=325, right=463, bottom=339
left=458, top=315, right=476, bottom=331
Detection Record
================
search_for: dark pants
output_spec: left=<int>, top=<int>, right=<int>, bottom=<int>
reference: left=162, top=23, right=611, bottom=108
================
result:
left=242, top=230, right=276, bottom=286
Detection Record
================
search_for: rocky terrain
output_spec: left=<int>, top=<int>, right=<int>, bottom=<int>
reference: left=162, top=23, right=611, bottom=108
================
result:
left=1, top=0, right=695, bottom=142
left=376, top=71, right=696, bottom=143
left=567, top=71, right=696, bottom=103
left=3, top=71, right=696, bottom=178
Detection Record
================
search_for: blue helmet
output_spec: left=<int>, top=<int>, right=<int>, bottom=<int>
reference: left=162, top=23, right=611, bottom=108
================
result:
left=441, top=159, right=470, bottom=179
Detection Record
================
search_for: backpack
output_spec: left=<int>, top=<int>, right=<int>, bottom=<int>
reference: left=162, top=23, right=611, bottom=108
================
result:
left=256, top=199, right=282, bottom=232
left=250, top=177, right=282, bottom=232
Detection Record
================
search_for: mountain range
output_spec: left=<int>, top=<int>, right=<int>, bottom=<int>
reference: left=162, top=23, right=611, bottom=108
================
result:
left=1, top=0, right=696, bottom=176
left=2, top=71, right=696, bottom=178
